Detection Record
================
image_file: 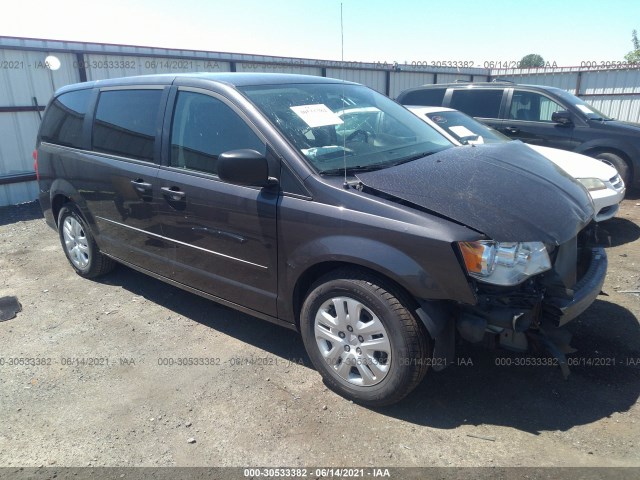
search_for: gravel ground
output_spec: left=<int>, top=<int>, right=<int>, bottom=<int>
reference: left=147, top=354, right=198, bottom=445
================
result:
left=0, top=195, right=638, bottom=470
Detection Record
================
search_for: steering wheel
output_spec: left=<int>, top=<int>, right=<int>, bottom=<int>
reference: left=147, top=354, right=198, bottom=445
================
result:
left=346, top=129, right=370, bottom=143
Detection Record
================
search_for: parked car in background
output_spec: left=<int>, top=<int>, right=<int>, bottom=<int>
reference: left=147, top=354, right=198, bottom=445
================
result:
left=36, top=73, right=606, bottom=406
left=397, top=82, right=640, bottom=188
left=407, top=106, right=625, bottom=222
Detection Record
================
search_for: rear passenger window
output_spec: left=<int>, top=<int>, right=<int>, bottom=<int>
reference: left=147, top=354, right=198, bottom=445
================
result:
left=92, top=89, right=163, bottom=161
left=40, top=89, right=92, bottom=149
left=449, top=89, right=503, bottom=118
left=399, top=88, right=446, bottom=106
left=170, top=91, right=265, bottom=176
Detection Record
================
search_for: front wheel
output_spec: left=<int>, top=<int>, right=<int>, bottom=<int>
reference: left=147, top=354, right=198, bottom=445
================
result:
left=58, top=204, right=115, bottom=278
left=300, top=269, right=431, bottom=407
left=595, top=152, right=630, bottom=187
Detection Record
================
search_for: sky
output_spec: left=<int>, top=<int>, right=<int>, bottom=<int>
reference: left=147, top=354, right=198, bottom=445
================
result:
left=3, top=0, right=640, bottom=67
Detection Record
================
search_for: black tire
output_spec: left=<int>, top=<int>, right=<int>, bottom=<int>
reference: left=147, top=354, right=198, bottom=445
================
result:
left=595, top=152, right=631, bottom=187
left=58, top=204, right=115, bottom=278
left=300, top=268, right=431, bottom=407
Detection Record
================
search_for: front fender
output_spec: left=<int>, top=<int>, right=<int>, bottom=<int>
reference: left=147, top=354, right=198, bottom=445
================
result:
left=283, top=235, right=476, bottom=312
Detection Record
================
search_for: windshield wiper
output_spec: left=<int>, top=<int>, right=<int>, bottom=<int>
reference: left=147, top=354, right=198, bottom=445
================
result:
left=320, top=164, right=387, bottom=175
left=320, top=150, right=443, bottom=176
left=388, top=150, right=438, bottom=167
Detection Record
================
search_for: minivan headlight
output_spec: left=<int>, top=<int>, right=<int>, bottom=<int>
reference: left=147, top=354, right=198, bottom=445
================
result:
left=458, top=241, right=552, bottom=286
left=577, top=177, right=607, bottom=191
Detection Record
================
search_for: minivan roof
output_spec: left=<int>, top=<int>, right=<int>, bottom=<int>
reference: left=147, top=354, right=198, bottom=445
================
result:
left=55, top=72, right=357, bottom=96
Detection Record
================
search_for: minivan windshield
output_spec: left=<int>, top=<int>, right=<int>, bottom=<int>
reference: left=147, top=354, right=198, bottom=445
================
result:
left=552, top=88, right=613, bottom=121
left=240, top=83, right=453, bottom=174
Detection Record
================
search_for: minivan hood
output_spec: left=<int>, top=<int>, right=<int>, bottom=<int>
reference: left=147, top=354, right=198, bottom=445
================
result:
left=356, top=142, right=594, bottom=244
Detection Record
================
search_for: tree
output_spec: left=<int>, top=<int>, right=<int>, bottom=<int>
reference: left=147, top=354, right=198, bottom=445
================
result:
left=624, top=29, right=640, bottom=63
left=520, top=54, right=545, bottom=68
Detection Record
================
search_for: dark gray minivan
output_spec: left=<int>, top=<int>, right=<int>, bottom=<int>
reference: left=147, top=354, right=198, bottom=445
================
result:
left=35, top=73, right=607, bottom=406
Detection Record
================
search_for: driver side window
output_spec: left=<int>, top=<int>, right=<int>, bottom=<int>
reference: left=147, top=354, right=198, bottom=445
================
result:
left=509, top=91, right=563, bottom=122
left=170, top=91, right=265, bottom=175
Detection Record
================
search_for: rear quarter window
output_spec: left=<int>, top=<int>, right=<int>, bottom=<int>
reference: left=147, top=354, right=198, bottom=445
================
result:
left=398, top=88, right=446, bottom=106
left=449, top=89, right=503, bottom=119
left=40, top=89, right=92, bottom=149
left=92, top=89, right=163, bottom=161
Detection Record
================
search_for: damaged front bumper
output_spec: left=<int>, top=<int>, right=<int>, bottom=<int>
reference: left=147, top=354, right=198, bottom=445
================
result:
left=543, top=247, right=607, bottom=327
left=455, top=239, right=607, bottom=359
left=421, top=230, right=608, bottom=375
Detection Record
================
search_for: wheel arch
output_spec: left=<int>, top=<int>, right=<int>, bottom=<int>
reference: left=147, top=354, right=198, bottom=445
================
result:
left=291, top=261, right=420, bottom=331
left=51, top=193, right=71, bottom=227
left=579, top=144, right=635, bottom=184
left=49, top=178, right=96, bottom=228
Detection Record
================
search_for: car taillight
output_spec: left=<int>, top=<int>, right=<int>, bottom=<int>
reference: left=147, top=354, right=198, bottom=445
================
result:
left=33, top=149, right=39, bottom=181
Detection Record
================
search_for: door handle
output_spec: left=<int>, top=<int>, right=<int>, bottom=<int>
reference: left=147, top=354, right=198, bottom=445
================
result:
left=504, top=127, right=520, bottom=134
left=161, top=186, right=186, bottom=202
left=130, top=179, right=152, bottom=193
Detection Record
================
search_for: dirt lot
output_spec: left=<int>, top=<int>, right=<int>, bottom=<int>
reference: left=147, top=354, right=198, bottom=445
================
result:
left=0, top=194, right=639, bottom=471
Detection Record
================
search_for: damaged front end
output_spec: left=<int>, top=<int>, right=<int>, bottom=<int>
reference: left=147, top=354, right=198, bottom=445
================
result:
left=355, top=142, right=606, bottom=376
left=456, top=225, right=607, bottom=376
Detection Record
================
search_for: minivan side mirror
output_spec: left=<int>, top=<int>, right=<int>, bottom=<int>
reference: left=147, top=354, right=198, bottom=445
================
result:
left=217, top=149, right=276, bottom=187
left=552, top=110, right=573, bottom=126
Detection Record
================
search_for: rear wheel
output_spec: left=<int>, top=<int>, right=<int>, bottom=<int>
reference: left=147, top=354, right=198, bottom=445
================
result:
left=58, top=204, right=115, bottom=278
left=300, top=268, right=431, bottom=407
left=595, top=152, right=630, bottom=187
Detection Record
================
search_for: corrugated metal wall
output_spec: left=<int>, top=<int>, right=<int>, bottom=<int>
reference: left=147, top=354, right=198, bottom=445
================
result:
left=1, top=36, right=639, bottom=206
left=325, top=68, right=387, bottom=93
left=0, top=48, right=81, bottom=205
left=0, top=111, right=42, bottom=206
left=492, top=69, right=580, bottom=94
left=84, top=54, right=231, bottom=80
left=581, top=69, right=640, bottom=94
left=236, top=63, right=322, bottom=76
left=0, top=49, right=79, bottom=104
left=577, top=70, right=640, bottom=121
left=389, top=72, right=435, bottom=99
